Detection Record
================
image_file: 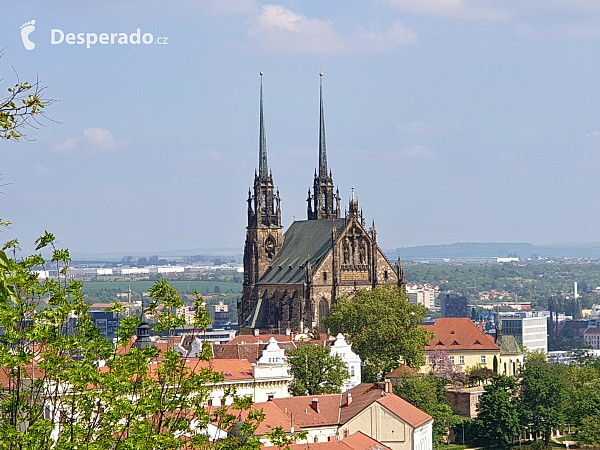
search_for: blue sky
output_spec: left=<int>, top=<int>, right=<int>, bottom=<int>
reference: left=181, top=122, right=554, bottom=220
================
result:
left=2, top=0, right=600, bottom=255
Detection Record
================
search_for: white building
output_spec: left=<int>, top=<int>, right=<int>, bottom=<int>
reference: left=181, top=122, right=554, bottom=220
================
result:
left=500, top=311, right=548, bottom=353
left=329, top=333, right=362, bottom=392
left=405, top=284, right=434, bottom=309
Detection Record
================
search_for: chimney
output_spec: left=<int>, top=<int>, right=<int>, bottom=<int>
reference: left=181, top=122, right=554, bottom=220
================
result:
left=328, top=436, right=338, bottom=442
left=285, top=327, right=291, bottom=336
left=311, top=398, right=320, bottom=414
left=385, top=380, right=392, bottom=393
left=479, top=320, right=484, bottom=332
left=347, top=393, right=352, bottom=406
left=254, top=328, right=260, bottom=337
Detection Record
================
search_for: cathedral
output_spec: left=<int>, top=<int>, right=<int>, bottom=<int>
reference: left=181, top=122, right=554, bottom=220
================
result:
left=239, top=73, right=405, bottom=335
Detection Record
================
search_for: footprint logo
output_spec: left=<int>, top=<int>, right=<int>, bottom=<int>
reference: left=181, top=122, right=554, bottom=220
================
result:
left=20, top=20, right=36, bottom=50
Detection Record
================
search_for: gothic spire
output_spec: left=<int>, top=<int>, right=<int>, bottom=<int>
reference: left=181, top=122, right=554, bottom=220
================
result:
left=319, top=72, right=327, bottom=177
left=259, top=72, right=268, bottom=178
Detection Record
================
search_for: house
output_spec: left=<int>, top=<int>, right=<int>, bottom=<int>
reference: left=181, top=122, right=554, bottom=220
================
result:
left=496, top=334, right=523, bottom=377
left=420, top=318, right=500, bottom=372
left=247, top=383, right=433, bottom=450
left=211, top=332, right=362, bottom=392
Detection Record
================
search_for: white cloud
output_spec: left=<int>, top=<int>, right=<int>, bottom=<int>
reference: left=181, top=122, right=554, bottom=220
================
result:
left=247, top=5, right=416, bottom=53
left=586, top=131, right=600, bottom=138
left=400, top=145, right=434, bottom=159
left=53, top=137, right=80, bottom=153
left=247, top=4, right=342, bottom=53
left=83, top=128, right=118, bottom=150
left=385, top=0, right=509, bottom=20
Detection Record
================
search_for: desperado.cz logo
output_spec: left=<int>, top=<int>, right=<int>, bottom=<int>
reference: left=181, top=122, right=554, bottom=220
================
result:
left=19, top=20, right=168, bottom=50
left=52, top=29, right=168, bottom=48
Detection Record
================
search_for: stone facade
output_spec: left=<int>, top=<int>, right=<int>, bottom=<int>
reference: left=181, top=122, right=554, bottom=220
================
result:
left=240, top=76, right=405, bottom=335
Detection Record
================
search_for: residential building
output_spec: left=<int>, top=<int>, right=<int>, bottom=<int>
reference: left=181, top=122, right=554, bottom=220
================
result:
left=209, top=301, right=230, bottom=326
left=584, top=328, right=600, bottom=350
left=500, top=312, right=548, bottom=353
left=329, top=333, right=362, bottom=392
left=439, top=293, right=468, bottom=318
left=89, top=303, right=119, bottom=341
left=211, top=332, right=362, bottom=392
left=248, top=383, right=432, bottom=450
left=420, top=318, right=500, bottom=372
left=406, top=285, right=434, bottom=309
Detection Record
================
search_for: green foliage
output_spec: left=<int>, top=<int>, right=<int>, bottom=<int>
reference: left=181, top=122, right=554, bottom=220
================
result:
left=392, top=373, right=461, bottom=447
left=286, top=344, right=349, bottom=396
left=474, top=376, right=520, bottom=448
left=466, top=364, right=494, bottom=387
left=264, top=426, right=308, bottom=450
left=518, top=358, right=567, bottom=447
left=578, top=415, right=600, bottom=445
left=0, top=233, right=262, bottom=449
left=0, top=74, right=50, bottom=141
left=324, top=285, right=432, bottom=381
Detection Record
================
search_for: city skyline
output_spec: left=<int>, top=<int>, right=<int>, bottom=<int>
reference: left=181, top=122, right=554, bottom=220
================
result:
left=2, top=1, right=600, bottom=254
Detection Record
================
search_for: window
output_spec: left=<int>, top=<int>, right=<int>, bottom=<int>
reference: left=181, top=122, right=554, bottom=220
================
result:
left=450, top=356, right=455, bottom=364
left=350, top=366, right=355, bottom=376
left=384, top=270, right=389, bottom=279
left=323, top=271, right=328, bottom=282
left=480, top=355, right=486, bottom=364
left=459, top=355, right=465, bottom=365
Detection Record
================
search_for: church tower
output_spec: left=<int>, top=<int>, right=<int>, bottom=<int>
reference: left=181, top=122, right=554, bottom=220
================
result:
left=307, top=73, right=341, bottom=220
left=240, top=73, right=283, bottom=326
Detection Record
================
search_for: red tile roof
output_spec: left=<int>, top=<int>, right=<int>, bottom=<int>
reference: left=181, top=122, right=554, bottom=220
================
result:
left=385, top=365, right=418, bottom=379
left=272, top=395, right=342, bottom=427
left=283, top=431, right=391, bottom=450
left=340, top=383, right=432, bottom=427
left=421, top=318, right=499, bottom=351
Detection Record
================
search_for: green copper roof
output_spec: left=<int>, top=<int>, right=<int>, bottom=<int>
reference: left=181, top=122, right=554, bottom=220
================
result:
left=259, top=218, right=346, bottom=285
left=318, top=74, right=327, bottom=177
left=259, top=74, right=268, bottom=178
left=497, top=334, right=522, bottom=355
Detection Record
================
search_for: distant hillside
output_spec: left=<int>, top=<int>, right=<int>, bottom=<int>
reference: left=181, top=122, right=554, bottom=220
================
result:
left=390, top=242, right=600, bottom=260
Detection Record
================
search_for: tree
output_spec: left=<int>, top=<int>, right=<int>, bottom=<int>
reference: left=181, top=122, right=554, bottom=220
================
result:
left=428, top=349, right=465, bottom=389
left=286, top=344, right=348, bottom=396
left=0, top=232, right=265, bottom=449
left=475, top=376, right=520, bottom=448
left=518, top=357, right=567, bottom=447
left=578, top=415, right=600, bottom=445
left=324, top=285, right=432, bottom=382
left=392, top=373, right=461, bottom=447
left=0, top=51, right=52, bottom=141
left=466, top=364, right=494, bottom=387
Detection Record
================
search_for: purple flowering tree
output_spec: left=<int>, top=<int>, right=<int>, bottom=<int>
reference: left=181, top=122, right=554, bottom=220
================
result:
left=428, top=349, right=465, bottom=389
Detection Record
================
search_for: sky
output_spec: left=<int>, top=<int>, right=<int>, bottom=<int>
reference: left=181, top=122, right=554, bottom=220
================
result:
left=2, top=0, right=600, bottom=256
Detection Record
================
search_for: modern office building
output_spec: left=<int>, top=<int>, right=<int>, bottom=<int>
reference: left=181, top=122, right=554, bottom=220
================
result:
left=440, top=293, right=469, bottom=318
left=500, top=311, right=547, bottom=353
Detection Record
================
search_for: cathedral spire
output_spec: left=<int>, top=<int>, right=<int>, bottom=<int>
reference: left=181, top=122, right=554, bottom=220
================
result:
left=259, top=72, right=268, bottom=178
left=308, top=72, right=339, bottom=221
left=319, top=72, right=327, bottom=177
